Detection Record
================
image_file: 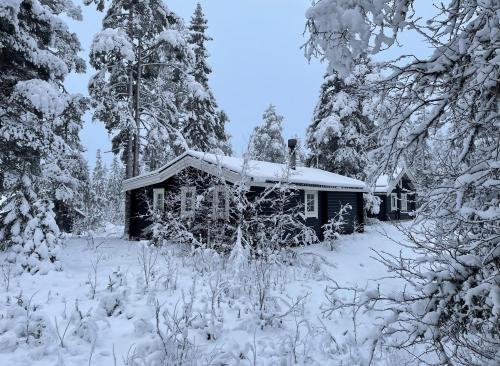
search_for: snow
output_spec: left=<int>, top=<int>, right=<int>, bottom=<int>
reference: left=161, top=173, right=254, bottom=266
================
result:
left=91, top=28, right=135, bottom=62
left=189, top=150, right=367, bottom=188
left=373, top=166, right=408, bottom=194
left=0, top=222, right=413, bottom=365
left=158, top=29, right=186, bottom=48
left=0, top=0, right=22, bottom=27
left=14, top=80, right=68, bottom=118
left=126, top=150, right=367, bottom=191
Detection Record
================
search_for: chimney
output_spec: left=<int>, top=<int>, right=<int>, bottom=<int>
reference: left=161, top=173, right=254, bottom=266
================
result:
left=288, top=139, right=297, bottom=170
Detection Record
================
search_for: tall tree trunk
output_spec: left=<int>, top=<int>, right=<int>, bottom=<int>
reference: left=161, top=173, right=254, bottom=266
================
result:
left=124, top=4, right=135, bottom=238
left=133, top=37, right=142, bottom=177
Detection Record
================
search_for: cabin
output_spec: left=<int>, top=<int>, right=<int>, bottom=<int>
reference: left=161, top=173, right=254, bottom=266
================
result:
left=370, top=167, right=417, bottom=221
left=122, top=142, right=367, bottom=242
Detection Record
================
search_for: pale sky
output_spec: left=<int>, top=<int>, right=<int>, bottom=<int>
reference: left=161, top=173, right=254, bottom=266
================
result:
left=65, top=0, right=434, bottom=167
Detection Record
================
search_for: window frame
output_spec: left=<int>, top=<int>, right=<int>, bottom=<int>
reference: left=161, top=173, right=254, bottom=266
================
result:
left=181, top=186, right=196, bottom=217
left=304, top=190, right=318, bottom=218
left=153, top=188, right=165, bottom=212
left=401, top=193, right=408, bottom=211
left=390, top=193, right=398, bottom=211
left=212, top=185, right=229, bottom=220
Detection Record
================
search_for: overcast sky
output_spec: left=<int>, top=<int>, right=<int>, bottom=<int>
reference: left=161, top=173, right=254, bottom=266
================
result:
left=65, top=0, right=434, bottom=167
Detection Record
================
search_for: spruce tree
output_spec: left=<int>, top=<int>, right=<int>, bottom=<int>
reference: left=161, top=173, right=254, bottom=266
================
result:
left=0, top=0, right=86, bottom=272
left=183, top=3, right=231, bottom=154
left=215, top=110, right=233, bottom=156
left=306, top=59, right=374, bottom=180
left=106, top=156, right=125, bottom=225
left=91, top=150, right=108, bottom=228
left=250, top=105, right=286, bottom=163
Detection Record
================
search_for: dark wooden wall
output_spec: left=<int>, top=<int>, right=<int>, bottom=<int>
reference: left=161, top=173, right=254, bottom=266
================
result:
left=129, top=167, right=229, bottom=240
left=127, top=168, right=365, bottom=240
left=326, top=191, right=364, bottom=235
left=370, top=176, right=416, bottom=221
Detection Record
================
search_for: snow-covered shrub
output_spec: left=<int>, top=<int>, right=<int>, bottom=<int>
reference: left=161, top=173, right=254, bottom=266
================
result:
left=9, top=200, right=62, bottom=274
left=0, top=261, right=13, bottom=292
left=70, top=301, right=98, bottom=345
left=363, top=192, right=380, bottom=216
left=322, top=203, right=351, bottom=250
left=191, top=246, right=223, bottom=276
left=226, top=227, right=251, bottom=298
left=129, top=296, right=199, bottom=366
left=0, top=293, right=53, bottom=351
left=96, top=267, right=128, bottom=317
left=137, top=242, right=159, bottom=292
left=280, top=317, right=314, bottom=365
left=86, top=251, right=103, bottom=299
left=148, top=210, right=197, bottom=248
left=200, top=270, right=226, bottom=341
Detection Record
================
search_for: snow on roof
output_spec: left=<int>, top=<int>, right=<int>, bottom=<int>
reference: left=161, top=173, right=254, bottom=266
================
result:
left=374, top=174, right=390, bottom=193
left=373, top=166, right=415, bottom=194
left=123, top=150, right=367, bottom=191
left=188, top=150, right=366, bottom=189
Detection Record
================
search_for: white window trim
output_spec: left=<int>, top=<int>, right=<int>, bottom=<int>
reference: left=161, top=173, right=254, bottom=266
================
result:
left=153, top=188, right=165, bottom=212
left=390, top=193, right=398, bottom=211
left=401, top=193, right=408, bottom=211
left=304, top=190, right=318, bottom=218
left=181, top=186, right=196, bottom=217
left=212, top=185, right=229, bottom=220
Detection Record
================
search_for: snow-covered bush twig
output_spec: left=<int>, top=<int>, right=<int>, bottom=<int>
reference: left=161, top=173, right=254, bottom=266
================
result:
left=322, top=203, right=351, bottom=250
left=0, top=261, right=13, bottom=292
left=137, top=243, right=159, bottom=292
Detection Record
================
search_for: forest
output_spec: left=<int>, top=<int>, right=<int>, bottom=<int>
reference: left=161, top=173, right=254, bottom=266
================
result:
left=0, top=0, right=498, bottom=365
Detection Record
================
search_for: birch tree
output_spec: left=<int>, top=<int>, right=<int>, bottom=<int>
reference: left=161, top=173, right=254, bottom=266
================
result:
left=305, top=1, right=500, bottom=363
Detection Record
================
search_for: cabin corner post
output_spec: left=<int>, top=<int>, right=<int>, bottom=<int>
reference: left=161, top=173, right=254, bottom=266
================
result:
left=124, top=190, right=131, bottom=239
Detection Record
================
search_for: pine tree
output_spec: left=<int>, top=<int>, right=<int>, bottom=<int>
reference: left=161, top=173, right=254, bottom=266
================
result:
left=183, top=3, right=230, bottom=154
left=88, top=0, right=194, bottom=175
left=250, top=105, right=286, bottom=163
left=87, top=0, right=195, bottom=234
left=0, top=0, right=87, bottom=272
left=306, top=58, right=375, bottom=180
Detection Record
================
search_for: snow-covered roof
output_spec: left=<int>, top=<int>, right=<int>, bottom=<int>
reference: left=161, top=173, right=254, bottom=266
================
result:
left=373, top=167, right=416, bottom=195
left=123, top=150, right=367, bottom=192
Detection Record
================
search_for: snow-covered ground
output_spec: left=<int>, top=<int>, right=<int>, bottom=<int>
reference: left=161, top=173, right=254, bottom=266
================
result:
left=0, top=222, right=414, bottom=365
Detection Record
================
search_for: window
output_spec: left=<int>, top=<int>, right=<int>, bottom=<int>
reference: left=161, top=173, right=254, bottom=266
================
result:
left=401, top=193, right=408, bottom=211
left=390, top=193, right=398, bottom=211
left=304, top=191, right=318, bottom=218
left=181, top=186, right=196, bottom=217
left=153, top=188, right=165, bottom=212
left=213, top=186, right=229, bottom=219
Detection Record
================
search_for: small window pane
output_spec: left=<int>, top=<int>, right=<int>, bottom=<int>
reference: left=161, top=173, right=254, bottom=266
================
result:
left=401, top=194, right=408, bottom=211
left=306, top=194, right=315, bottom=212
left=182, top=187, right=196, bottom=216
left=154, top=190, right=165, bottom=212
left=218, top=192, right=225, bottom=210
